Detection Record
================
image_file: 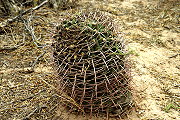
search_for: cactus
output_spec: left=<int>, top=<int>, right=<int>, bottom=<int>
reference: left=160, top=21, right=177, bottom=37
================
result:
left=52, top=10, right=132, bottom=116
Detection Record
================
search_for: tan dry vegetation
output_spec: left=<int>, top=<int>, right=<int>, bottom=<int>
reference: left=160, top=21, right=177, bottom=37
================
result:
left=0, top=0, right=179, bottom=120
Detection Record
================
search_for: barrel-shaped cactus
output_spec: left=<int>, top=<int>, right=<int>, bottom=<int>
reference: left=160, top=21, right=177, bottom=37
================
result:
left=52, top=10, right=132, bottom=115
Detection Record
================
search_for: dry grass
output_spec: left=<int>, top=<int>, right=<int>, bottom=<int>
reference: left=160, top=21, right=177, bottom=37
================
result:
left=0, top=0, right=179, bottom=119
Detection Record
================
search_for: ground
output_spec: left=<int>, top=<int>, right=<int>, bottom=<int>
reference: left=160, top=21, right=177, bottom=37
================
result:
left=0, top=0, right=179, bottom=120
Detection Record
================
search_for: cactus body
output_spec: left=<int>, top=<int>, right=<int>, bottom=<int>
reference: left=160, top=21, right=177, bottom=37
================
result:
left=52, top=10, right=131, bottom=115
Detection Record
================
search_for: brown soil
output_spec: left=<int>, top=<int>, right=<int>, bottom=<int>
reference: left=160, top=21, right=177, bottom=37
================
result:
left=0, top=0, right=179, bottom=120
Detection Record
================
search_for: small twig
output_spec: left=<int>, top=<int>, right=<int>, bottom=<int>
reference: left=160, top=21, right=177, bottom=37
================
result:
left=0, top=0, right=49, bottom=28
left=174, top=84, right=180, bottom=87
left=169, top=53, right=180, bottom=58
left=22, top=15, right=43, bottom=48
left=0, top=42, right=24, bottom=52
left=31, top=50, right=46, bottom=70
left=23, top=106, right=40, bottom=120
left=0, top=46, right=18, bottom=52
left=23, top=105, right=47, bottom=120
left=0, top=105, right=28, bottom=112
left=20, top=50, right=46, bottom=73
left=0, top=34, right=25, bottom=52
